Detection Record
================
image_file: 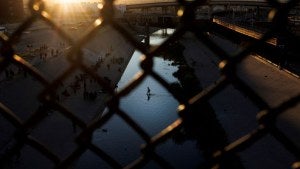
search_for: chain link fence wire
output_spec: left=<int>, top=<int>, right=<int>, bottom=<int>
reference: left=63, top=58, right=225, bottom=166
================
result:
left=0, top=0, right=299, bottom=168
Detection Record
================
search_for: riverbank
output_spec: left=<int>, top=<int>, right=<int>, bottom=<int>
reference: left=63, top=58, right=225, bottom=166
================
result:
left=180, top=32, right=300, bottom=169
left=0, top=23, right=136, bottom=168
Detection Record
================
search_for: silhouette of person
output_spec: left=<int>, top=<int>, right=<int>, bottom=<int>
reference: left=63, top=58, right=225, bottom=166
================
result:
left=147, top=94, right=151, bottom=101
left=147, top=87, right=151, bottom=95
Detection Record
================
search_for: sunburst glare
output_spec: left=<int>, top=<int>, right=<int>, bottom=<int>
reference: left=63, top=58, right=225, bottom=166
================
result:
left=53, top=0, right=103, bottom=4
left=49, top=0, right=103, bottom=23
left=54, top=0, right=84, bottom=4
left=58, top=0, right=76, bottom=3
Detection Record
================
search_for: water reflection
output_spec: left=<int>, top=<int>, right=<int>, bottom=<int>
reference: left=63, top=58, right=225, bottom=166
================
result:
left=118, top=55, right=179, bottom=135
left=117, top=33, right=180, bottom=134
left=77, top=29, right=201, bottom=169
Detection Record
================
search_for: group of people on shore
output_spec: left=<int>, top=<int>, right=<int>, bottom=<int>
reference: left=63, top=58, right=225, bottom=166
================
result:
left=25, top=42, right=67, bottom=64
left=1, top=66, right=27, bottom=81
left=38, top=44, right=62, bottom=61
left=58, top=73, right=101, bottom=101
left=1, top=43, right=128, bottom=103
left=90, top=50, right=125, bottom=73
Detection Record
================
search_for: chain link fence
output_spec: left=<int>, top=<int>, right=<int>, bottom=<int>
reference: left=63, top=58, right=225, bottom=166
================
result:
left=0, top=0, right=299, bottom=168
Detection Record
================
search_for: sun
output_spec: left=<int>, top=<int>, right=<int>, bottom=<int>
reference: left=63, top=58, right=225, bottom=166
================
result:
left=56, top=0, right=79, bottom=4
left=53, top=0, right=103, bottom=4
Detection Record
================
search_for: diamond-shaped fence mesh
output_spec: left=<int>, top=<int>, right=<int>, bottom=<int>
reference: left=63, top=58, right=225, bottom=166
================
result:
left=0, top=0, right=299, bottom=168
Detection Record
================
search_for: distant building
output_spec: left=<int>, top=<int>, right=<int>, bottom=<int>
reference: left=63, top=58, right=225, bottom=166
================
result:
left=0, top=0, right=24, bottom=23
left=115, top=4, right=126, bottom=16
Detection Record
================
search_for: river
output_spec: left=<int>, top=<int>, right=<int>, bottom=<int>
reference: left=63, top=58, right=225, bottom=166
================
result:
left=75, top=29, right=202, bottom=169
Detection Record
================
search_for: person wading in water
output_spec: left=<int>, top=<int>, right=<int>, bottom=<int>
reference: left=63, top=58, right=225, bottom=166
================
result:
left=147, top=87, right=151, bottom=95
left=147, top=87, right=151, bottom=100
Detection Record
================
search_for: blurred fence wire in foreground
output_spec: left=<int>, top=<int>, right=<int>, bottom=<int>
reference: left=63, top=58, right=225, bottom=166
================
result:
left=0, top=0, right=300, bottom=168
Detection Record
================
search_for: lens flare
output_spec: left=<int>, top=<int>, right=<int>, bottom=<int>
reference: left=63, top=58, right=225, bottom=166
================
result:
left=58, top=0, right=77, bottom=3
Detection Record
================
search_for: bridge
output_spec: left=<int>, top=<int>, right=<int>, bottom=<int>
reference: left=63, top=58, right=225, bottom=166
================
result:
left=124, top=0, right=300, bottom=9
left=124, top=0, right=275, bottom=28
left=125, top=0, right=270, bottom=8
left=124, top=0, right=299, bottom=45
left=124, top=0, right=300, bottom=22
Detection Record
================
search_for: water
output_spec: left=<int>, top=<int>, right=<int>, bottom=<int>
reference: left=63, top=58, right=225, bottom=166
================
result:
left=76, top=29, right=202, bottom=169
left=117, top=29, right=179, bottom=136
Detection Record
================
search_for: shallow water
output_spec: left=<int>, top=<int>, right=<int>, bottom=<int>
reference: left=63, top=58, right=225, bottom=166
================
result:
left=76, top=29, right=202, bottom=169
